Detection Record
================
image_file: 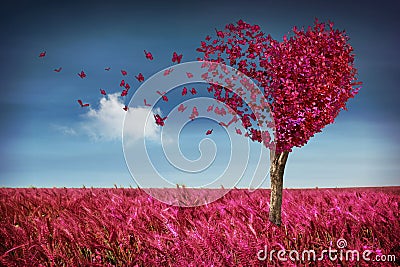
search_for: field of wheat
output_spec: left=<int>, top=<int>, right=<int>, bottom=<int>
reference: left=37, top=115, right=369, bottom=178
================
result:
left=0, top=187, right=399, bottom=266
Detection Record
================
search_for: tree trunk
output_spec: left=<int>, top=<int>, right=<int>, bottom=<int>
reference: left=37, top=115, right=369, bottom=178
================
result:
left=268, top=151, right=289, bottom=226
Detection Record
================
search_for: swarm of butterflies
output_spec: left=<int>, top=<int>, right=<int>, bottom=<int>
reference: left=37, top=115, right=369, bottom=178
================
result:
left=38, top=49, right=219, bottom=135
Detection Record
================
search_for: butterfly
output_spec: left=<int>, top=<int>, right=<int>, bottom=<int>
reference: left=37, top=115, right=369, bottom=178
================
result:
left=182, top=87, right=187, bottom=96
left=77, top=99, right=89, bottom=107
left=154, top=114, right=167, bottom=126
left=123, top=105, right=129, bottom=111
left=78, top=71, right=86, bottom=79
left=206, top=129, right=213, bottom=135
left=228, top=116, right=239, bottom=125
left=235, top=127, right=242, bottom=135
left=121, top=70, right=128, bottom=76
left=54, top=67, right=62, bottom=72
left=162, top=95, right=168, bottom=102
left=189, top=106, right=199, bottom=120
left=120, top=80, right=125, bottom=87
left=205, top=35, right=211, bottom=41
left=144, top=99, right=151, bottom=107
left=178, top=104, right=187, bottom=112
left=121, top=90, right=128, bottom=97
left=215, top=28, right=225, bottom=38
left=39, top=51, right=46, bottom=58
left=163, top=68, right=173, bottom=76
left=156, top=90, right=166, bottom=95
left=186, top=72, right=193, bottom=78
left=144, top=50, right=153, bottom=60
left=135, top=73, right=144, bottom=82
left=172, top=52, right=182, bottom=64
left=207, top=105, right=214, bottom=112
left=105, top=67, right=111, bottom=71
left=124, top=83, right=130, bottom=90
left=190, top=88, right=197, bottom=95
left=100, top=89, right=106, bottom=95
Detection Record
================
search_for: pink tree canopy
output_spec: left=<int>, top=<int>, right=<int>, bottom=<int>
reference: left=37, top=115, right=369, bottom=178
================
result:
left=196, top=19, right=361, bottom=153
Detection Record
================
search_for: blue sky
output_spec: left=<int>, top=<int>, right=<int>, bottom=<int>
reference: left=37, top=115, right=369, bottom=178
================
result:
left=0, top=0, right=399, bottom=188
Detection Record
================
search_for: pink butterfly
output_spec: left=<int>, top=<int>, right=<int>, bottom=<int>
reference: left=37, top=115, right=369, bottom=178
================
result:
left=235, top=128, right=242, bottom=135
left=39, top=51, right=46, bottom=58
left=205, top=35, right=211, bottom=41
left=164, top=68, right=173, bottom=76
left=123, top=105, right=129, bottom=111
left=144, top=99, right=151, bottom=107
left=77, top=99, right=89, bottom=107
left=54, top=67, right=62, bottom=72
left=190, top=88, right=197, bottom=95
left=182, top=87, right=188, bottom=96
left=125, top=83, right=130, bottom=90
left=144, top=50, right=153, bottom=60
left=189, top=106, right=199, bottom=120
left=186, top=72, right=193, bottom=78
left=172, top=52, right=183, bottom=64
left=105, top=67, right=111, bottom=71
left=178, top=104, right=187, bottom=112
left=228, top=116, right=239, bottom=125
left=156, top=90, right=166, bottom=95
left=215, top=28, right=224, bottom=38
left=162, top=95, right=168, bottom=102
left=121, top=70, right=128, bottom=76
left=206, top=129, right=213, bottom=135
left=154, top=114, right=167, bottom=126
left=207, top=105, right=214, bottom=112
left=100, top=89, right=106, bottom=95
left=120, top=80, right=125, bottom=87
left=135, top=73, right=144, bottom=82
left=121, top=90, right=128, bottom=97
left=78, top=71, right=86, bottom=79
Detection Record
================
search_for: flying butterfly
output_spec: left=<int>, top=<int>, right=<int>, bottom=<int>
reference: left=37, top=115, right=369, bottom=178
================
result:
left=135, top=73, right=144, bottom=82
left=181, top=87, right=188, bottom=96
left=178, top=104, right=187, bottom=112
left=77, top=99, right=89, bottom=107
left=154, top=114, right=167, bottom=126
left=78, top=71, right=86, bottom=79
left=144, top=50, right=153, bottom=60
left=163, top=68, right=173, bottom=76
left=172, top=52, right=183, bottom=64
left=144, top=99, right=151, bottom=107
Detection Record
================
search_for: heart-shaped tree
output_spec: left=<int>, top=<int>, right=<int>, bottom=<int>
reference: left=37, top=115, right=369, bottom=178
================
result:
left=197, top=19, right=361, bottom=225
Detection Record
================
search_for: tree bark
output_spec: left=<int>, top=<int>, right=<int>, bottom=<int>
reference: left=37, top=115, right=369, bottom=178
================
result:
left=268, top=151, right=289, bottom=226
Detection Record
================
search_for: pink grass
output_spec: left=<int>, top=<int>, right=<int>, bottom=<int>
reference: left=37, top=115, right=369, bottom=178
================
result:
left=0, top=187, right=399, bottom=266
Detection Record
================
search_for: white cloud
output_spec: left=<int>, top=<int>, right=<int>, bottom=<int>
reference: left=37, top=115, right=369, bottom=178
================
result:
left=79, top=93, right=160, bottom=143
left=51, top=124, right=78, bottom=136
